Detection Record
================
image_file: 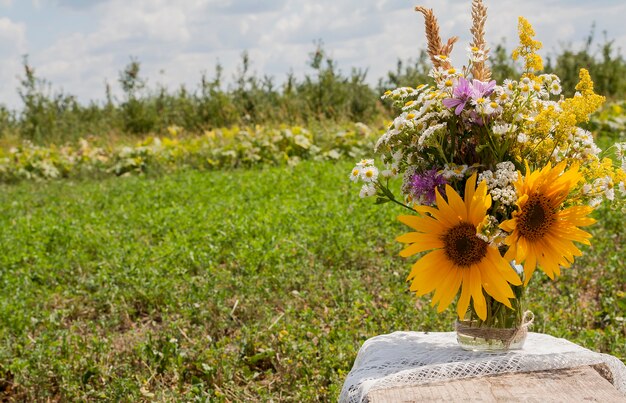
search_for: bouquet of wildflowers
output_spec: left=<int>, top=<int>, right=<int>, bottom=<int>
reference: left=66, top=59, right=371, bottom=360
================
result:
left=350, top=0, right=626, bottom=330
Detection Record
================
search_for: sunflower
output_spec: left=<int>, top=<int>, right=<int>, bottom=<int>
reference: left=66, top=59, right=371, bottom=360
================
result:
left=397, top=174, right=522, bottom=320
left=500, top=161, right=596, bottom=285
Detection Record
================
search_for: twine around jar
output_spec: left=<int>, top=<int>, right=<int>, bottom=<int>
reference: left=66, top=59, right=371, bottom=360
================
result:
left=455, top=311, right=534, bottom=348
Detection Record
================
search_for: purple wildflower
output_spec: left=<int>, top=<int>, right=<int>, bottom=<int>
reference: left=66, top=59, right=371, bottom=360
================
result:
left=443, top=78, right=497, bottom=116
left=469, top=110, right=486, bottom=126
left=408, top=169, right=447, bottom=205
left=471, top=79, right=496, bottom=99
left=468, top=80, right=496, bottom=126
left=442, top=77, right=472, bottom=115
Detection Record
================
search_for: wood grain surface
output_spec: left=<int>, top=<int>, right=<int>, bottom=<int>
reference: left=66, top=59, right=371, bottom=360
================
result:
left=367, top=366, right=626, bottom=402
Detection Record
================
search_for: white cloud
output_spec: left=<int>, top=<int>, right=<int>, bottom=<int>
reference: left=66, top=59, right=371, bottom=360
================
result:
left=0, top=18, right=26, bottom=107
left=0, top=17, right=26, bottom=53
left=98, top=0, right=193, bottom=44
left=55, top=0, right=106, bottom=9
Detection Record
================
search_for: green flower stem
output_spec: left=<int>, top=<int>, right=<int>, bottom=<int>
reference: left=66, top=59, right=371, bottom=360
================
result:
left=375, top=180, right=415, bottom=212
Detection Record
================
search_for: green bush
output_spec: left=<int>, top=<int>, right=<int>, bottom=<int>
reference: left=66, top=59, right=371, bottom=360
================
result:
left=1, top=35, right=625, bottom=146
left=0, top=122, right=382, bottom=183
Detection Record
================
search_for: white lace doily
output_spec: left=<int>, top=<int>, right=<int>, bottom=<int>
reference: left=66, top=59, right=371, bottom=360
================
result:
left=340, top=331, right=626, bottom=403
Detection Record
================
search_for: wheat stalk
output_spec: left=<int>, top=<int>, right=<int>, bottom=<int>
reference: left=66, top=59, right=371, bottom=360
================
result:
left=441, top=36, right=459, bottom=58
left=415, top=6, right=457, bottom=69
left=470, top=0, right=491, bottom=81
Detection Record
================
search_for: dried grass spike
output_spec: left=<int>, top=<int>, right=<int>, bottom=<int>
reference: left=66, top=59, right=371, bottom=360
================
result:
left=469, top=0, right=491, bottom=81
left=415, top=6, right=445, bottom=68
left=441, top=36, right=459, bottom=57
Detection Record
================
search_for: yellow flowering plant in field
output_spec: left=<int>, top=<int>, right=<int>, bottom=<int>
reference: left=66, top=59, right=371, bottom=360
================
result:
left=350, top=0, right=626, bottom=333
left=0, top=123, right=379, bottom=182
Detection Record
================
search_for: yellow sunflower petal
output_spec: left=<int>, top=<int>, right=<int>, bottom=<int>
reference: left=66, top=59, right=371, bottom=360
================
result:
left=408, top=263, right=440, bottom=294
left=444, top=184, right=468, bottom=222
left=457, top=269, right=472, bottom=319
left=550, top=226, right=592, bottom=245
left=469, top=266, right=487, bottom=320
left=436, top=269, right=463, bottom=313
left=522, top=244, right=538, bottom=285
left=464, top=173, right=477, bottom=204
left=396, top=232, right=434, bottom=244
left=559, top=206, right=596, bottom=226
left=514, top=237, right=529, bottom=266
left=504, top=247, right=516, bottom=263
left=485, top=247, right=522, bottom=286
left=536, top=250, right=557, bottom=279
left=468, top=180, right=490, bottom=225
left=399, top=242, right=434, bottom=257
left=430, top=261, right=457, bottom=309
left=413, top=205, right=457, bottom=226
left=480, top=269, right=514, bottom=307
left=504, top=162, right=596, bottom=284
left=407, top=250, right=450, bottom=296
left=398, top=215, right=446, bottom=234
left=412, top=264, right=450, bottom=296
left=434, top=188, right=462, bottom=225
left=500, top=217, right=516, bottom=232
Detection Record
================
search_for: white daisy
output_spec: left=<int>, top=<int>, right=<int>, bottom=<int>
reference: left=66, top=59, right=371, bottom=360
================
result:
left=487, top=101, right=503, bottom=115
left=519, top=83, right=531, bottom=97
left=472, top=97, right=489, bottom=114
left=418, top=123, right=447, bottom=147
left=549, top=81, right=562, bottom=95
left=605, top=187, right=615, bottom=201
left=359, top=184, right=377, bottom=198
left=392, top=150, right=403, bottom=162
left=517, top=133, right=529, bottom=144
left=361, top=166, right=379, bottom=182
left=503, top=79, right=516, bottom=94
left=467, top=46, right=487, bottom=62
left=356, top=159, right=374, bottom=167
left=615, top=143, right=625, bottom=160
left=381, top=164, right=399, bottom=178
left=349, top=166, right=361, bottom=182
left=492, top=123, right=516, bottom=137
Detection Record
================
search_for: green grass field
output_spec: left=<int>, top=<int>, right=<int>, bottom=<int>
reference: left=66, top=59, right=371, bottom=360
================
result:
left=0, top=160, right=624, bottom=401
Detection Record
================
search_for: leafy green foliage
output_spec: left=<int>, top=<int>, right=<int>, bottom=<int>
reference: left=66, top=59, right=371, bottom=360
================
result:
left=0, top=122, right=380, bottom=182
left=2, top=99, right=624, bottom=185
left=588, top=101, right=626, bottom=143
left=0, top=157, right=624, bottom=400
left=5, top=46, right=380, bottom=145
left=488, top=29, right=626, bottom=98
left=544, top=26, right=626, bottom=98
left=488, top=42, right=519, bottom=84
left=376, top=51, right=432, bottom=92
left=4, top=34, right=624, bottom=146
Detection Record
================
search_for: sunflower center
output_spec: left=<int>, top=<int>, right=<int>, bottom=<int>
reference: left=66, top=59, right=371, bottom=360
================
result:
left=442, top=222, right=488, bottom=267
left=517, top=193, right=556, bottom=241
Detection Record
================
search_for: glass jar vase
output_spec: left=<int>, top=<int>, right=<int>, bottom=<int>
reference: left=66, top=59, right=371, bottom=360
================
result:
left=455, top=318, right=529, bottom=351
left=455, top=263, right=532, bottom=352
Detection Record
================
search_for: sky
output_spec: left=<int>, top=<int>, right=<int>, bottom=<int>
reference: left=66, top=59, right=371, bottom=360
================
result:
left=0, top=0, right=624, bottom=110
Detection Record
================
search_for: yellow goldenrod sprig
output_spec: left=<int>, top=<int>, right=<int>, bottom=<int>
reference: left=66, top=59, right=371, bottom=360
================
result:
left=512, top=16, right=543, bottom=75
left=561, top=68, right=605, bottom=125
